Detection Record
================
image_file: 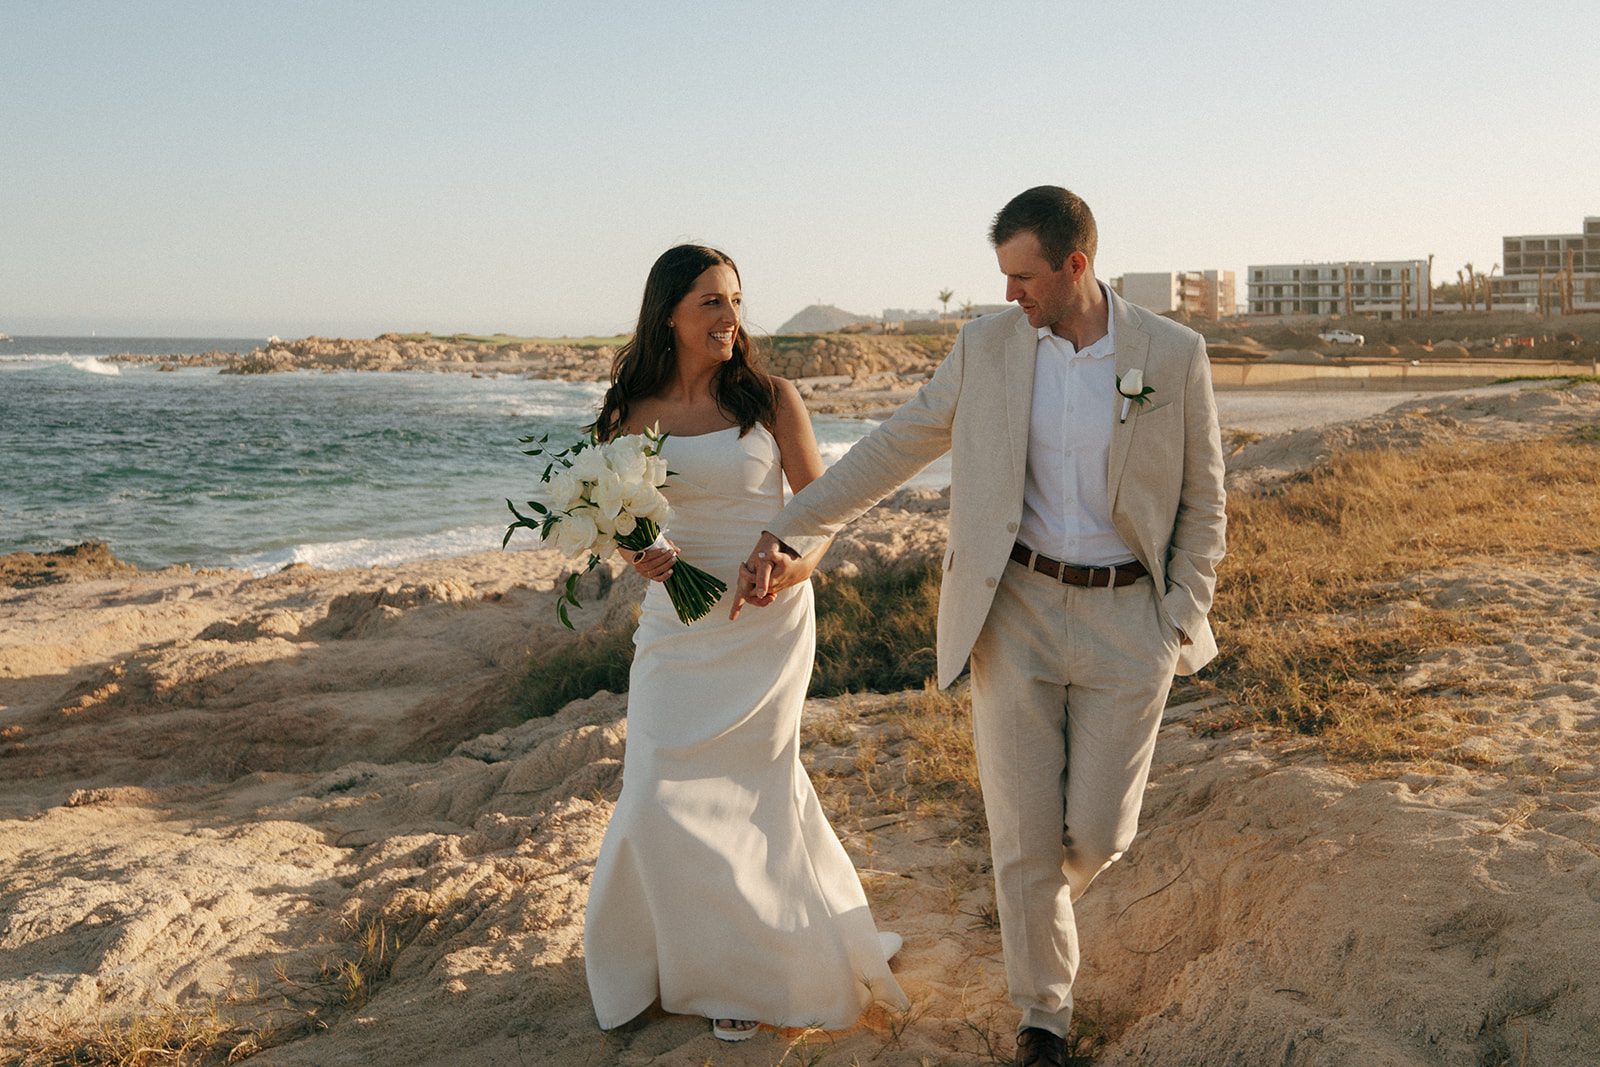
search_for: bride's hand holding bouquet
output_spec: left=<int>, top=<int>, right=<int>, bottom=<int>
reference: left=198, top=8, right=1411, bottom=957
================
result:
left=504, top=423, right=726, bottom=628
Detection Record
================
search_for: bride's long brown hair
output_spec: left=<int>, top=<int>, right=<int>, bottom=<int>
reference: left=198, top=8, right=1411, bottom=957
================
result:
left=592, top=244, right=776, bottom=442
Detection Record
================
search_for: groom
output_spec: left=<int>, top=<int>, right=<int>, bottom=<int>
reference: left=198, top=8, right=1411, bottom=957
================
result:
left=735, top=186, right=1226, bottom=1066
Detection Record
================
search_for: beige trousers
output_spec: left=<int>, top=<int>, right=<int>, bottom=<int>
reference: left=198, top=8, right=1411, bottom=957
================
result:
left=969, top=557, right=1181, bottom=1037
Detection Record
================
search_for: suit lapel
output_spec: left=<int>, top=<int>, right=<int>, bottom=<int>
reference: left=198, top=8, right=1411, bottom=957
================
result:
left=1107, top=292, right=1150, bottom=509
left=1003, top=313, right=1038, bottom=493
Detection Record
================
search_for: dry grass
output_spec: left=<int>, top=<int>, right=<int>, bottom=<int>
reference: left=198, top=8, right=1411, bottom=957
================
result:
left=513, top=624, right=635, bottom=719
left=2, top=912, right=423, bottom=1067
left=4, top=1006, right=244, bottom=1067
left=811, top=560, right=941, bottom=695
left=889, top=682, right=981, bottom=806
left=1202, top=424, right=1600, bottom=761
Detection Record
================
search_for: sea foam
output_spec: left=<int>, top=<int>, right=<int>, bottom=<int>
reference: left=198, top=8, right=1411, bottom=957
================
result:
left=228, top=524, right=531, bottom=576
left=69, top=356, right=122, bottom=375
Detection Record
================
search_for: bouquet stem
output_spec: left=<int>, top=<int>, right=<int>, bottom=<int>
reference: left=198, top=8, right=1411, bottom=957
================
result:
left=618, top=518, right=726, bottom=625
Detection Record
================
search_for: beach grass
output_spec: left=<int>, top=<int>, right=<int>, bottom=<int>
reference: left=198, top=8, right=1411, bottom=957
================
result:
left=811, top=559, right=941, bottom=695
left=1196, top=422, right=1600, bottom=761
left=9, top=1004, right=245, bottom=1066
left=4, top=908, right=441, bottom=1066
left=514, top=625, right=636, bottom=719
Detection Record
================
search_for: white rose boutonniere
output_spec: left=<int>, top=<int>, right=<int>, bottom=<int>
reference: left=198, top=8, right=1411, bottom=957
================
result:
left=1116, top=369, right=1154, bottom=423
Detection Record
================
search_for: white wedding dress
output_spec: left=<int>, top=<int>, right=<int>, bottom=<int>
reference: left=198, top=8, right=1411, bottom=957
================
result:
left=584, top=423, right=907, bottom=1030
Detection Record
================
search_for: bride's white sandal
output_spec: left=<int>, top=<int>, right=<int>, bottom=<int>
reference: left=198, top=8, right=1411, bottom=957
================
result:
left=712, top=1018, right=760, bottom=1041
left=713, top=1017, right=761, bottom=1043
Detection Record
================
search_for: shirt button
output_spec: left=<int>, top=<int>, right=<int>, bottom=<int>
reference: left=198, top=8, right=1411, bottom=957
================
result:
left=985, top=577, right=997, bottom=588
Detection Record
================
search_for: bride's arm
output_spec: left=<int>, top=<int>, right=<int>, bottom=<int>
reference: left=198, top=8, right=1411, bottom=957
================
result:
left=730, top=378, right=830, bottom=618
left=772, top=376, right=825, bottom=493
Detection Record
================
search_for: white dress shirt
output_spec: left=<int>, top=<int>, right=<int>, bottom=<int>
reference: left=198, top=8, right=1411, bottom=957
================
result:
left=1018, top=284, right=1137, bottom=567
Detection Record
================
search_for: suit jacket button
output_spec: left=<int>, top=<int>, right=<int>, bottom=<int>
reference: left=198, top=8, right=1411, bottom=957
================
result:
left=1006, top=522, right=1018, bottom=533
left=985, top=577, right=997, bottom=588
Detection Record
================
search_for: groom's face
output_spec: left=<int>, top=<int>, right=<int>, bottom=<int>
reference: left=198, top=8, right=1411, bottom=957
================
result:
left=997, top=231, right=1085, bottom=335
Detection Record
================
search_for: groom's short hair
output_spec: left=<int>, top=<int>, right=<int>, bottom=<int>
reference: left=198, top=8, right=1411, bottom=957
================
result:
left=990, top=186, right=1098, bottom=271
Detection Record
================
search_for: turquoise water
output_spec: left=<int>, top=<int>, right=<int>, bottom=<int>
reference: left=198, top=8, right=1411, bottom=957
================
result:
left=0, top=339, right=896, bottom=574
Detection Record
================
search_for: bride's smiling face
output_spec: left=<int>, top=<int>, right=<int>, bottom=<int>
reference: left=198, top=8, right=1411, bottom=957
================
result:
left=670, top=265, right=741, bottom=367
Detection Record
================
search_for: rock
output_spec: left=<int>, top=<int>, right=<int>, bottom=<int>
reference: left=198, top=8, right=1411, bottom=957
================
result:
left=0, top=543, right=142, bottom=588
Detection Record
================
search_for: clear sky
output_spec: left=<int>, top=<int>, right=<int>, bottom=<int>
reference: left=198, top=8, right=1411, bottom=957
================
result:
left=3, top=1, right=1595, bottom=339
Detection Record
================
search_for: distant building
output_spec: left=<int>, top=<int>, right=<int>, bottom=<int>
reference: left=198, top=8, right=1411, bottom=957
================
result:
left=1112, top=271, right=1236, bottom=319
left=1246, top=259, right=1431, bottom=319
left=1500, top=217, right=1600, bottom=313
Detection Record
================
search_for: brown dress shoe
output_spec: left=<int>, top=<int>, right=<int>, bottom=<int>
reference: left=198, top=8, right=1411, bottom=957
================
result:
left=1016, top=1026, right=1068, bottom=1067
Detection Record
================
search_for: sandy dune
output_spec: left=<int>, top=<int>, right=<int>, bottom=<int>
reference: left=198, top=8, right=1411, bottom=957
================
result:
left=4, top=381, right=1600, bottom=1065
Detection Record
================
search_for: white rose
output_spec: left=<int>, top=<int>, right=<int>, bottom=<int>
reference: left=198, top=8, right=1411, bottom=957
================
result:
left=593, top=470, right=627, bottom=520
left=546, top=469, right=583, bottom=511
left=612, top=510, right=637, bottom=537
left=614, top=470, right=646, bottom=502
left=552, top=510, right=599, bottom=558
left=627, top=484, right=672, bottom=522
left=1117, top=368, right=1144, bottom=398
left=568, top=446, right=610, bottom=484
left=605, top=437, right=649, bottom=482
left=644, top=454, right=669, bottom=487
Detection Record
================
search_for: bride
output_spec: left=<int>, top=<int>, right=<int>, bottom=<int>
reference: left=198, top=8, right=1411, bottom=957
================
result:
left=582, top=244, right=908, bottom=1041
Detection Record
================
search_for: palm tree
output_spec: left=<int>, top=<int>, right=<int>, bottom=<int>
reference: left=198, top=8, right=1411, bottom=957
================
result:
left=938, top=289, right=954, bottom=317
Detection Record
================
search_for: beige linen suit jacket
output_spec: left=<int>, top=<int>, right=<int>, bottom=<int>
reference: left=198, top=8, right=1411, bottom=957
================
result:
left=771, top=292, right=1227, bottom=687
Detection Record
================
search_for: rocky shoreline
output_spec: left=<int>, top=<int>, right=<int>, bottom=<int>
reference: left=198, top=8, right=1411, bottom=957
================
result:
left=106, top=332, right=950, bottom=382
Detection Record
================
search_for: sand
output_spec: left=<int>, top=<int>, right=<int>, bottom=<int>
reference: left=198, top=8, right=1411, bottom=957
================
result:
left=3, top=380, right=1600, bottom=1065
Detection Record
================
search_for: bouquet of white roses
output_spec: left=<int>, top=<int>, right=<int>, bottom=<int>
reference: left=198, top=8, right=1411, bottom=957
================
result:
left=504, top=424, right=726, bottom=627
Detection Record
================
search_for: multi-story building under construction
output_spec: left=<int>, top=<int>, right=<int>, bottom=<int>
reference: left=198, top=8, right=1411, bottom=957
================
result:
left=1246, top=259, right=1432, bottom=320
left=1500, top=217, right=1600, bottom=314
left=1112, top=270, right=1237, bottom=318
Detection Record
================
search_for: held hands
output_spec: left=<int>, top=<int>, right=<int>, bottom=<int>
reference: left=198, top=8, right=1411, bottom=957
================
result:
left=729, top=531, right=812, bottom=619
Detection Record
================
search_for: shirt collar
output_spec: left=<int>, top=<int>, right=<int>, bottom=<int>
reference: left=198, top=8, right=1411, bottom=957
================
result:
left=1037, top=282, right=1116, bottom=358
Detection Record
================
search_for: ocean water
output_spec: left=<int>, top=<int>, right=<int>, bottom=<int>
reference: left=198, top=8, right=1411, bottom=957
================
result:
left=0, top=338, right=910, bottom=574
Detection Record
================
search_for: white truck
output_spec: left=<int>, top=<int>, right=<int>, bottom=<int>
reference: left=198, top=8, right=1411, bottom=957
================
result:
left=1318, top=328, right=1365, bottom=345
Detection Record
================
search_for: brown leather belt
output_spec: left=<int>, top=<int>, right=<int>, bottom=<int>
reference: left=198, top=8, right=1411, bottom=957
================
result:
left=1009, top=543, right=1148, bottom=587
